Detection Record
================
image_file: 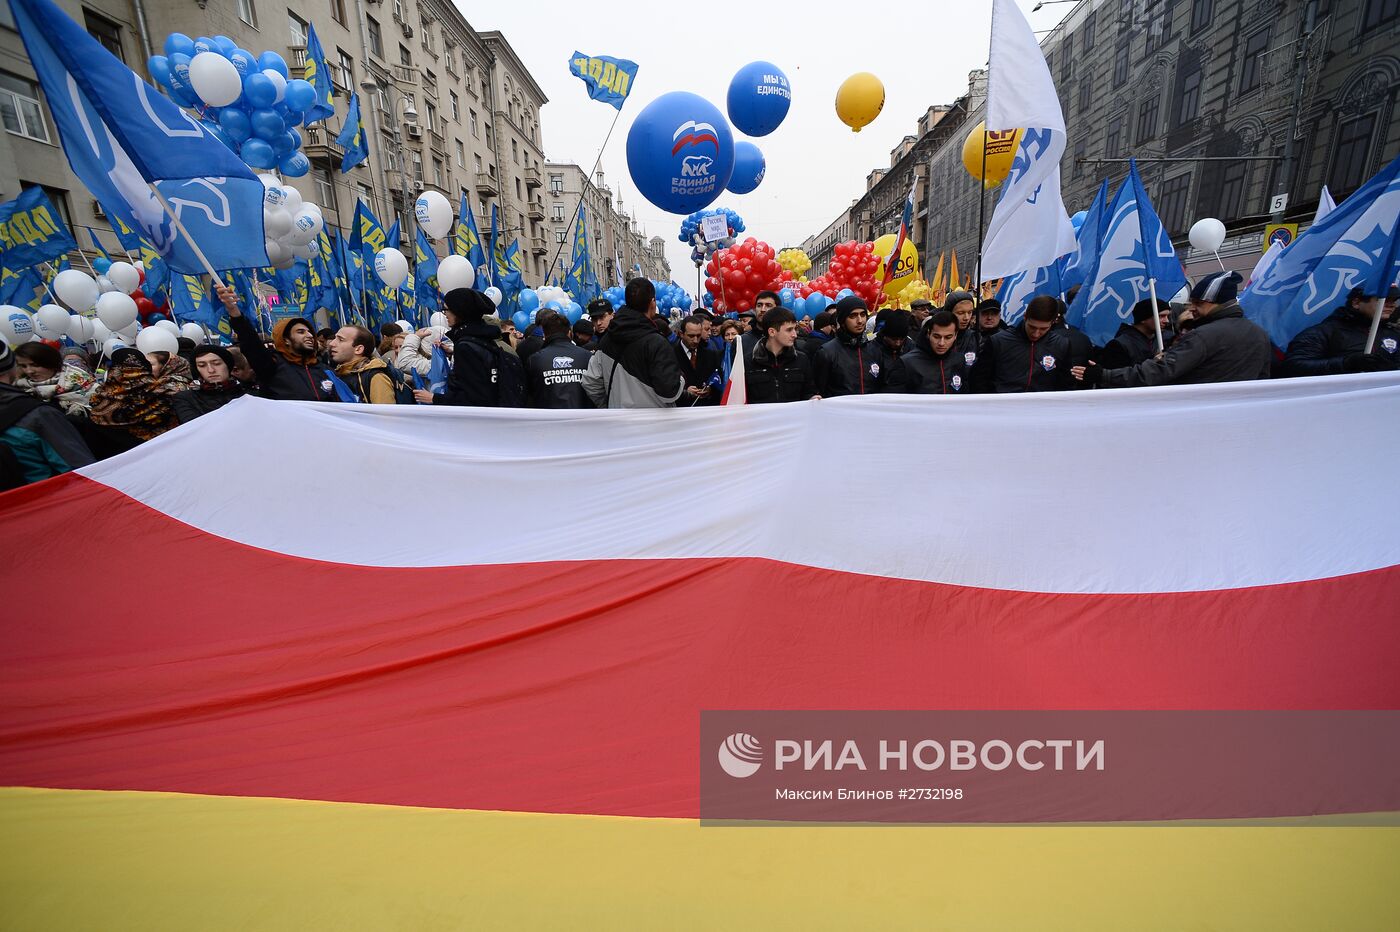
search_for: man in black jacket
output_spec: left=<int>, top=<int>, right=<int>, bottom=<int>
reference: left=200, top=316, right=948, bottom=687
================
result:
left=904, top=310, right=978, bottom=394
left=1074, top=271, right=1271, bottom=387
left=748, top=307, right=819, bottom=404
left=813, top=296, right=891, bottom=397
left=674, top=315, right=722, bottom=407
left=1280, top=286, right=1400, bottom=376
left=173, top=345, right=248, bottom=422
left=581, top=278, right=686, bottom=408
left=526, top=314, right=594, bottom=408
left=797, top=310, right=836, bottom=359
left=974, top=296, right=1073, bottom=393
left=976, top=299, right=1007, bottom=340
left=218, top=283, right=338, bottom=401
left=1098, top=299, right=1170, bottom=371
left=413, top=288, right=526, bottom=407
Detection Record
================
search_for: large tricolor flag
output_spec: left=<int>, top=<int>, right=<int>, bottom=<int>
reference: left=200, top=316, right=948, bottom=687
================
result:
left=2, top=382, right=1399, bottom=925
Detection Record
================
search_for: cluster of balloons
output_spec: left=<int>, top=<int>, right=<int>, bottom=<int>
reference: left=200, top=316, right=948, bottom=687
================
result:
left=514, top=285, right=581, bottom=331
left=150, top=33, right=315, bottom=176
left=836, top=72, right=885, bottom=132
left=776, top=248, right=812, bottom=282
left=596, top=280, right=691, bottom=315
left=703, top=237, right=794, bottom=313
left=801, top=241, right=883, bottom=308
left=259, top=175, right=323, bottom=269
left=680, top=207, right=746, bottom=266
left=779, top=289, right=836, bottom=320
left=626, top=60, right=791, bottom=215
left=961, top=123, right=1023, bottom=189
left=375, top=191, right=475, bottom=294
left=895, top=277, right=936, bottom=307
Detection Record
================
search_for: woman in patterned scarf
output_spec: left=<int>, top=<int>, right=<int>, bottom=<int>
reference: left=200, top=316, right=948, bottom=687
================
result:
left=86, top=349, right=187, bottom=454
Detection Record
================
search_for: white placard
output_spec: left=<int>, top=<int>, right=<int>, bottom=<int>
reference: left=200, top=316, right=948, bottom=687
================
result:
left=701, top=214, right=728, bottom=243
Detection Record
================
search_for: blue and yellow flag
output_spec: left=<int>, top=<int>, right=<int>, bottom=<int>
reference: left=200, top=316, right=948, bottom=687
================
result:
left=336, top=94, right=369, bottom=173
left=110, top=214, right=170, bottom=304
left=568, top=51, right=638, bottom=111
left=452, top=193, right=487, bottom=274
left=502, top=239, right=525, bottom=299
left=302, top=24, right=336, bottom=125
left=0, top=265, right=46, bottom=311
left=414, top=228, right=439, bottom=312
left=172, top=273, right=232, bottom=341
left=487, top=204, right=502, bottom=291
left=0, top=186, right=77, bottom=269
left=87, top=227, right=113, bottom=262
left=566, top=202, right=599, bottom=302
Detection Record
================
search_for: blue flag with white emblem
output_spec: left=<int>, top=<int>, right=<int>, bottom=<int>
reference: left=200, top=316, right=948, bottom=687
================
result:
left=414, top=227, right=439, bottom=311
left=996, top=259, right=1066, bottom=326
left=1059, top=179, right=1109, bottom=293
left=336, top=93, right=369, bottom=173
left=568, top=52, right=638, bottom=111
left=302, top=24, right=336, bottom=125
left=1242, top=152, right=1400, bottom=348
left=1066, top=160, right=1186, bottom=346
left=8, top=0, right=268, bottom=273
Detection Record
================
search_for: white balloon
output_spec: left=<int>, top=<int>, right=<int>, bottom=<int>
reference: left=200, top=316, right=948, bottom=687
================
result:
left=293, top=241, right=318, bottom=260
left=0, top=306, right=34, bottom=344
left=136, top=326, right=180, bottom=355
left=107, top=261, right=141, bottom=295
left=258, top=173, right=282, bottom=190
left=133, top=260, right=145, bottom=273
left=102, top=336, right=128, bottom=358
left=415, top=190, right=453, bottom=239
left=263, top=183, right=288, bottom=209
left=95, top=291, right=139, bottom=331
left=429, top=311, right=448, bottom=328
left=180, top=322, right=207, bottom=342
left=189, top=51, right=242, bottom=107
left=292, top=206, right=324, bottom=238
left=484, top=286, right=503, bottom=307
left=97, top=276, right=117, bottom=293
left=285, top=222, right=317, bottom=247
left=53, top=269, right=99, bottom=312
left=155, top=319, right=181, bottom=335
left=116, top=322, right=139, bottom=342
left=90, top=319, right=112, bottom=344
left=436, top=254, right=475, bottom=292
left=68, top=315, right=96, bottom=343
left=375, top=247, right=409, bottom=289
left=272, top=252, right=296, bottom=270
left=395, top=319, right=413, bottom=332
left=281, top=185, right=303, bottom=214
left=265, top=240, right=291, bottom=267
left=1188, top=218, right=1227, bottom=253
left=35, top=303, right=71, bottom=333
left=264, top=207, right=293, bottom=239
left=263, top=69, right=287, bottom=103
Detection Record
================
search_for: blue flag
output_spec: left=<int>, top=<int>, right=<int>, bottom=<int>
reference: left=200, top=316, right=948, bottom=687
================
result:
left=172, top=272, right=232, bottom=341
left=0, top=265, right=46, bottom=311
left=996, top=259, right=1066, bottom=326
left=1243, top=153, right=1400, bottom=348
left=568, top=52, right=638, bottom=111
left=87, top=227, right=113, bottom=262
left=1060, top=179, right=1109, bottom=293
left=566, top=202, right=598, bottom=302
left=1066, top=160, right=1187, bottom=346
left=0, top=186, right=77, bottom=268
left=453, top=192, right=487, bottom=273
left=414, top=227, right=439, bottom=311
left=428, top=343, right=451, bottom=394
left=337, top=94, right=369, bottom=173
left=9, top=0, right=267, bottom=273
left=502, top=239, right=525, bottom=298
left=488, top=204, right=502, bottom=290
left=302, top=24, right=336, bottom=125
left=323, top=367, right=360, bottom=403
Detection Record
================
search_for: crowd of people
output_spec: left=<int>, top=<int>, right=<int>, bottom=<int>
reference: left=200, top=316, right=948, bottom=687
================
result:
left=2, top=272, right=1397, bottom=490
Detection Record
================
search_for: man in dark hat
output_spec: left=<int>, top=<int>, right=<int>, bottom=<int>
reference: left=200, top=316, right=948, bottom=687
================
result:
left=976, top=299, right=1007, bottom=340
left=173, top=345, right=248, bottom=422
left=1098, top=299, right=1172, bottom=371
left=1073, top=271, right=1271, bottom=386
left=1279, top=285, right=1400, bottom=376
left=813, top=295, right=894, bottom=397
left=413, top=288, right=525, bottom=407
left=217, top=283, right=338, bottom=401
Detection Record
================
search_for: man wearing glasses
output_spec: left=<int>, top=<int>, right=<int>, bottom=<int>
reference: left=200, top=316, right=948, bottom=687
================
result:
left=813, top=296, right=892, bottom=397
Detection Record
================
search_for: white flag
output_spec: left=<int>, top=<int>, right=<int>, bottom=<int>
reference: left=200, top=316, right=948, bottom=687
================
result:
left=1314, top=186, right=1337, bottom=224
left=980, top=0, right=1077, bottom=281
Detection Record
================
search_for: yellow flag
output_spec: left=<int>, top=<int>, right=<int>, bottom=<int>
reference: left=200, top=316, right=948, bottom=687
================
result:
left=949, top=250, right=961, bottom=294
left=929, top=252, right=945, bottom=299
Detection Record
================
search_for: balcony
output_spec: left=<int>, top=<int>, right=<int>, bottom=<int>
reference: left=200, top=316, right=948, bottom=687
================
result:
left=301, top=125, right=343, bottom=162
left=476, top=174, right=499, bottom=197
left=527, top=200, right=544, bottom=221
left=530, top=235, right=548, bottom=256
left=391, top=64, right=419, bottom=87
left=288, top=45, right=308, bottom=76
left=525, top=164, right=542, bottom=189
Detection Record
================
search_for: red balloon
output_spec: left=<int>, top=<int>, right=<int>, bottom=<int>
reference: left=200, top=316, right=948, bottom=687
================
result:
left=135, top=297, right=157, bottom=315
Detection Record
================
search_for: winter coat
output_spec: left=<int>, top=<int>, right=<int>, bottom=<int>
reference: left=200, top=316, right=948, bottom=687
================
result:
left=813, top=330, right=891, bottom=397
left=903, top=330, right=979, bottom=395
left=0, top=382, right=94, bottom=487
left=582, top=308, right=685, bottom=408
left=337, top=356, right=398, bottom=404
left=395, top=327, right=450, bottom=377
left=747, top=340, right=817, bottom=404
left=973, top=324, right=1073, bottom=393
left=231, top=314, right=338, bottom=401
left=172, top=383, right=247, bottom=423
left=1099, top=323, right=1160, bottom=371
left=526, top=335, right=594, bottom=409
left=1280, top=307, right=1400, bottom=377
left=1099, top=303, right=1272, bottom=387
left=433, top=318, right=526, bottom=408
left=674, top=340, right=723, bottom=408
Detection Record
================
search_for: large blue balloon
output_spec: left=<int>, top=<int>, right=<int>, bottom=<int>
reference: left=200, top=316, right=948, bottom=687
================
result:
left=213, top=35, right=237, bottom=57
left=779, top=288, right=795, bottom=308
left=1070, top=210, right=1088, bottom=232
left=219, top=107, right=252, bottom=143
left=804, top=293, right=829, bottom=317
left=258, top=51, right=289, bottom=78
left=566, top=301, right=584, bottom=325
left=239, top=137, right=276, bottom=169
left=228, top=48, right=257, bottom=77
left=727, top=141, right=766, bottom=195
left=278, top=151, right=310, bottom=177
left=93, top=257, right=112, bottom=274
left=243, top=72, right=277, bottom=109
left=511, top=311, right=531, bottom=332
left=284, top=78, right=317, bottom=113
left=272, top=130, right=296, bottom=155
left=163, top=33, right=194, bottom=58
left=192, top=36, right=217, bottom=56
left=518, top=289, right=540, bottom=314
left=626, top=91, right=734, bottom=215
left=250, top=107, right=284, bottom=141
left=199, top=119, right=232, bottom=149
left=725, top=61, right=791, bottom=137
left=148, top=55, right=170, bottom=88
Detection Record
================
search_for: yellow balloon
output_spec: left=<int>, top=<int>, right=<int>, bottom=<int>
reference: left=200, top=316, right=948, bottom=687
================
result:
left=961, top=122, right=1024, bottom=189
left=835, top=72, right=885, bottom=133
left=777, top=248, right=812, bottom=279
left=871, top=234, right=919, bottom=298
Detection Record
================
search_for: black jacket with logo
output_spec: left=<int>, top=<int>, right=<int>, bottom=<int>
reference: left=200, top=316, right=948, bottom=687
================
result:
left=1280, top=307, right=1400, bottom=377
left=813, top=330, right=892, bottom=397
left=903, top=330, right=979, bottom=394
left=974, top=324, right=1073, bottom=393
left=1099, top=303, right=1272, bottom=387
left=526, top=335, right=594, bottom=408
left=433, top=318, right=526, bottom=407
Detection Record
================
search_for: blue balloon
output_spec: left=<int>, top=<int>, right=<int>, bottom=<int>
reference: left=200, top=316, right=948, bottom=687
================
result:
left=228, top=48, right=257, bottom=77
left=566, top=301, right=583, bottom=325
left=167, top=52, right=194, bottom=96
left=626, top=91, right=734, bottom=215
left=148, top=55, right=170, bottom=88
left=283, top=78, right=317, bottom=113
left=511, top=311, right=531, bottom=332
left=192, top=36, right=217, bottom=56
left=250, top=108, right=284, bottom=141
left=219, top=107, right=251, bottom=143
left=93, top=257, right=112, bottom=274
left=272, top=130, right=296, bottom=155
left=148, top=313, right=168, bottom=324
left=726, top=61, right=791, bottom=137
left=837, top=288, right=854, bottom=300
left=282, top=108, right=305, bottom=127
left=727, top=141, right=766, bottom=195
left=239, top=137, right=276, bottom=170
left=213, top=35, right=237, bottom=57
left=278, top=151, right=310, bottom=177
left=545, top=300, right=565, bottom=313
left=805, top=293, right=829, bottom=317
left=518, top=289, right=540, bottom=314
left=163, top=33, right=195, bottom=58
left=199, top=119, right=232, bottom=148
left=779, top=288, right=795, bottom=308
left=243, top=72, right=277, bottom=109
left=257, top=51, right=289, bottom=78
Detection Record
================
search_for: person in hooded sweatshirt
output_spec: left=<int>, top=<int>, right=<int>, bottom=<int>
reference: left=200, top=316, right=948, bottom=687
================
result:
left=413, top=288, right=525, bottom=407
left=813, top=296, right=892, bottom=397
left=1099, top=298, right=1172, bottom=371
left=903, top=309, right=979, bottom=394
left=974, top=295, right=1073, bottom=393
left=581, top=278, right=685, bottom=408
left=218, top=283, right=338, bottom=402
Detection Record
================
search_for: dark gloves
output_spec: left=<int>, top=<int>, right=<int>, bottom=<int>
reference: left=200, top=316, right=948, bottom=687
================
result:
left=1342, top=353, right=1398, bottom=373
left=1080, top=362, right=1104, bottom=386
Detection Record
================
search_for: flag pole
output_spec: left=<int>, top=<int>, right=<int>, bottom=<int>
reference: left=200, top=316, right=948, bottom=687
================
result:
left=1148, top=276, right=1164, bottom=353
left=547, top=106, right=623, bottom=280
left=1364, top=296, right=1384, bottom=354
left=147, top=183, right=223, bottom=282
left=975, top=128, right=989, bottom=289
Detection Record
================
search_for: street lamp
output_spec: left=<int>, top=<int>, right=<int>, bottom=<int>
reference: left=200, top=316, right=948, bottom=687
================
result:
left=1031, top=0, right=1077, bottom=10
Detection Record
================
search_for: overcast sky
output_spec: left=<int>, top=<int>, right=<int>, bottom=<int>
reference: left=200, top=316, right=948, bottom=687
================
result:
left=465, top=0, right=1073, bottom=281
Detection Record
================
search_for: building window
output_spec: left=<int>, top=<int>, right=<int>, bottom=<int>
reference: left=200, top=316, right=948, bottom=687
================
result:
left=1082, top=12, right=1097, bottom=53
left=411, top=151, right=423, bottom=185
left=1361, top=0, right=1400, bottom=32
left=393, top=0, right=405, bottom=20
left=515, top=178, right=521, bottom=198
left=1113, top=40, right=1129, bottom=88
left=288, top=12, right=308, bottom=48
left=1177, top=65, right=1201, bottom=126
left=1190, top=0, right=1212, bottom=33
left=1071, top=140, right=1086, bottom=180
left=511, top=139, right=518, bottom=163
left=359, top=183, right=374, bottom=205
left=1060, top=47, right=1071, bottom=83
left=1219, top=161, right=1248, bottom=220
left=0, top=72, right=50, bottom=143
left=315, top=170, right=334, bottom=209
left=1106, top=117, right=1123, bottom=158
left=330, top=0, right=347, bottom=26
left=444, top=45, right=456, bottom=75
left=469, top=109, right=478, bottom=137
left=1136, top=95, right=1159, bottom=143
left=485, top=123, right=493, bottom=148
left=425, top=101, right=436, bottom=132
left=237, top=0, right=258, bottom=28
left=549, top=173, right=563, bottom=193
left=454, top=140, right=464, bottom=168
left=555, top=230, right=566, bottom=244
left=399, top=45, right=412, bottom=67
left=433, top=157, right=444, bottom=187
left=449, top=91, right=459, bottom=122
left=1157, top=172, right=1192, bottom=236
left=1329, top=113, right=1377, bottom=199
left=84, top=10, right=124, bottom=62
left=1146, top=0, right=1176, bottom=53
left=1239, top=28, right=1270, bottom=94
left=1078, top=78, right=1092, bottom=113
left=338, top=50, right=354, bottom=90
left=552, top=204, right=564, bottom=221
left=474, top=153, right=482, bottom=174
left=367, top=17, right=383, bottom=58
